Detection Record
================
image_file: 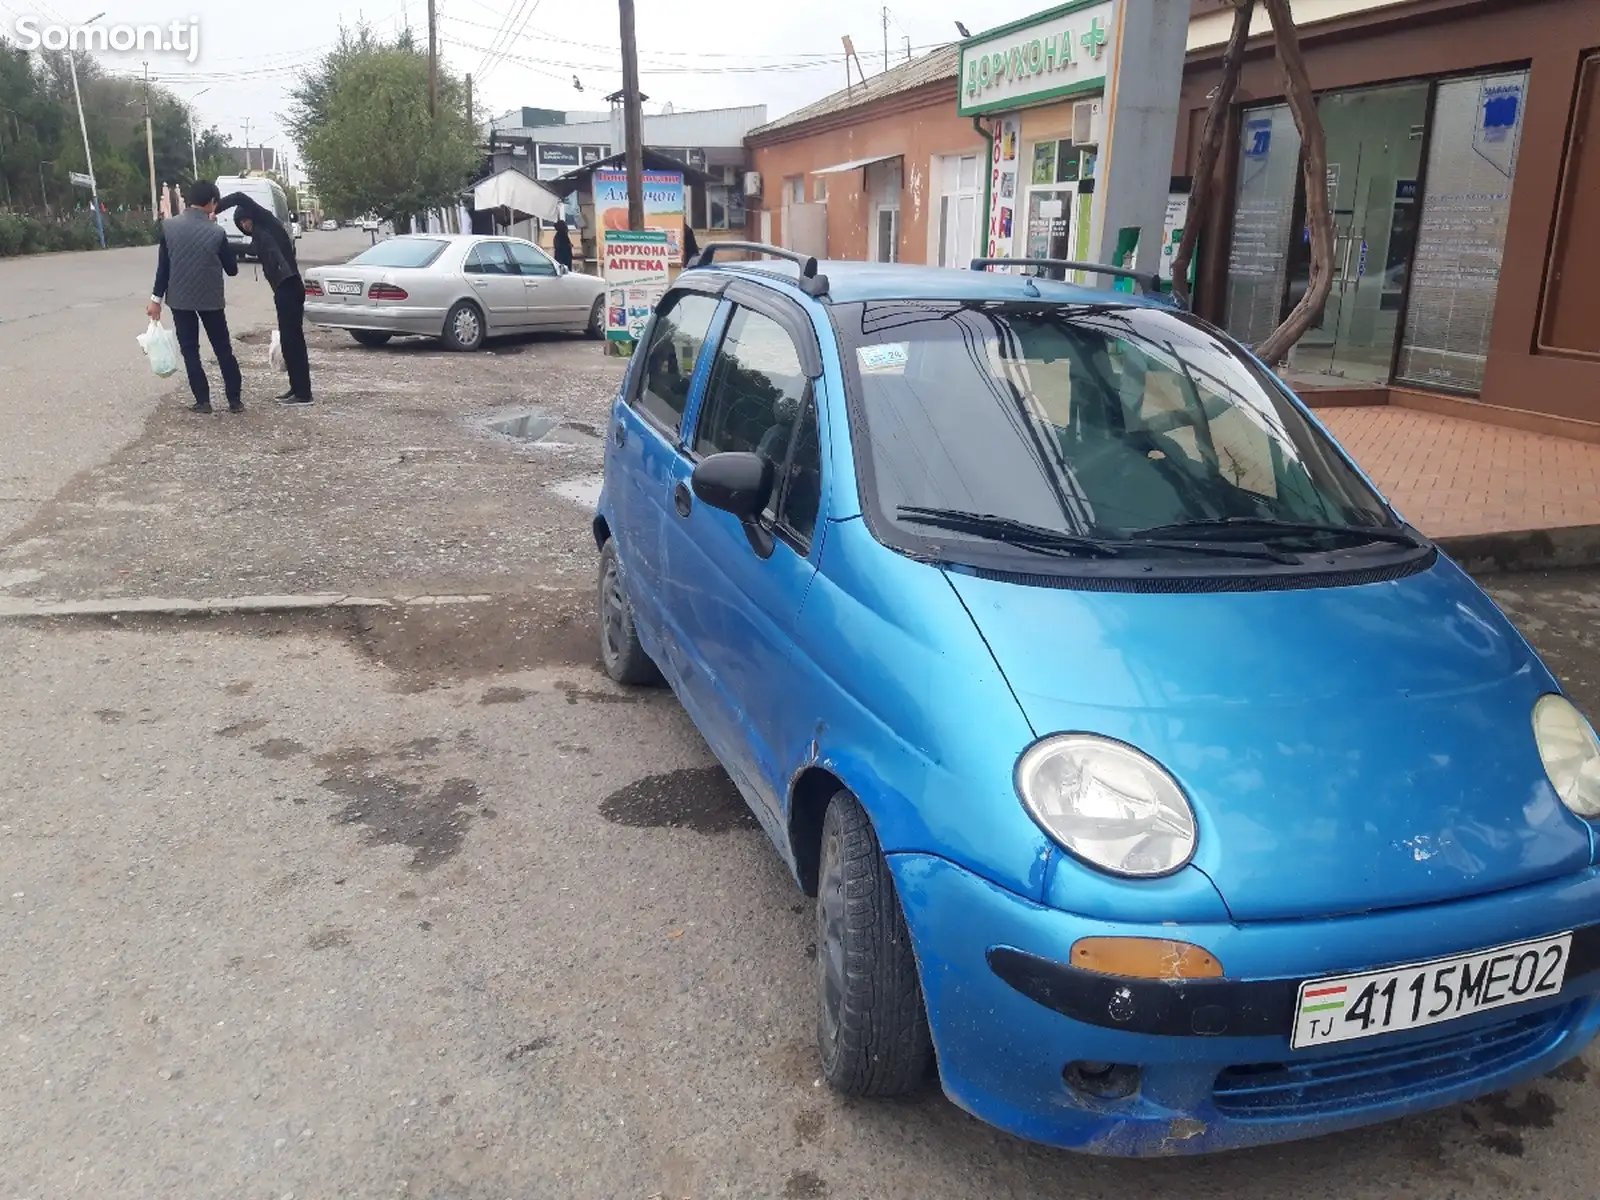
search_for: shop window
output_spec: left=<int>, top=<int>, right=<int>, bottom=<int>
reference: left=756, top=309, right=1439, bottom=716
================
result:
left=707, top=184, right=738, bottom=230
left=1396, top=69, right=1531, bottom=395
left=1030, top=138, right=1081, bottom=186
left=1537, top=51, right=1600, bottom=359
left=1223, top=103, right=1302, bottom=349
left=814, top=177, right=828, bottom=202
left=784, top=176, right=804, bottom=205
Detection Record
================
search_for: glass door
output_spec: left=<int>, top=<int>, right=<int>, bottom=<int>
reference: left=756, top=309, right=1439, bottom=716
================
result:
left=1283, top=83, right=1430, bottom=382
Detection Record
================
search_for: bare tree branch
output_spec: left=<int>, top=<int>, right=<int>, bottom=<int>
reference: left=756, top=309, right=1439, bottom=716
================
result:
left=1172, top=0, right=1256, bottom=310
left=1255, top=0, right=1334, bottom=366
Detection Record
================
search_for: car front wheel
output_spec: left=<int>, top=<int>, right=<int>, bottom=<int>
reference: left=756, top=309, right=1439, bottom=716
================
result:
left=442, top=300, right=485, bottom=351
left=816, top=789, right=933, bottom=1097
left=597, top=540, right=661, bottom=685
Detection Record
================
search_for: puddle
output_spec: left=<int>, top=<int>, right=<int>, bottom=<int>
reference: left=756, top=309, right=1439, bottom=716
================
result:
left=599, top=766, right=759, bottom=834
left=491, top=412, right=560, bottom=442
left=551, top=474, right=604, bottom=509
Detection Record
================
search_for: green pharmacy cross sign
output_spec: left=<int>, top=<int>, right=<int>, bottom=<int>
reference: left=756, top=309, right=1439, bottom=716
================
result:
left=958, top=0, right=1116, bottom=118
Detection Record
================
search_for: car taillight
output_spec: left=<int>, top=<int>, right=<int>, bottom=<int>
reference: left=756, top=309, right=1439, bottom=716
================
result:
left=304, top=279, right=323, bottom=296
left=368, top=283, right=408, bottom=300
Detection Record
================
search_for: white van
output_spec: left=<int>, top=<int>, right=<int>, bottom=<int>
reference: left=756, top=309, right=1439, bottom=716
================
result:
left=213, top=175, right=295, bottom=260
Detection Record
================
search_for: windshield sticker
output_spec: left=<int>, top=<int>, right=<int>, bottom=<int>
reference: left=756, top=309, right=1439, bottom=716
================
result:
left=857, top=343, right=909, bottom=373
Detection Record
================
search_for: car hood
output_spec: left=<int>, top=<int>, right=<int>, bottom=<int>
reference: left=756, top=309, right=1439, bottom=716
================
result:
left=945, top=560, right=1594, bottom=922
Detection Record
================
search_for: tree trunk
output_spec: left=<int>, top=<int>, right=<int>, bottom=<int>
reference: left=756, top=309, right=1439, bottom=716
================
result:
left=1172, top=0, right=1255, bottom=311
left=1254, top=0, right=1335, bottom=366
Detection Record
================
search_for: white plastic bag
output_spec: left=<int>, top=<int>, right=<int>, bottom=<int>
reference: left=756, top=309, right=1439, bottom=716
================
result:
left=268, top=329, right=286, bottom=373
left=136, top=319, right=180, bottom=378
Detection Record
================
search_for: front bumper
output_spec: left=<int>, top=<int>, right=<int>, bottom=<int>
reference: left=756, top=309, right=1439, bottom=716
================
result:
left=889, top=853, right=1600, bottom=1156
left=304, top=300, right=446, bottom=337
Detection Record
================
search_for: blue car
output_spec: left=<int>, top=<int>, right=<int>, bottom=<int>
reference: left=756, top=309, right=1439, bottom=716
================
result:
left=592, top=244, right=1600, bottom=1156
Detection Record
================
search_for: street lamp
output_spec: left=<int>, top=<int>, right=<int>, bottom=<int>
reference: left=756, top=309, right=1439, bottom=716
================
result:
left=67, top=10, right=107, bottom=248
left=186, top=87, right=210, bottom=179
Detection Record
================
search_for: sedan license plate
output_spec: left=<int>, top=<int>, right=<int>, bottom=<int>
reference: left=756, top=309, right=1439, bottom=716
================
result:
left=1291, top=933, right=1571, bottom=1050
left=326, top=280, right=363, bottom=295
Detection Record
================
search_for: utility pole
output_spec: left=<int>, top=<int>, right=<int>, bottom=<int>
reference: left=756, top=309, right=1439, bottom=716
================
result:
left=466, top=73, right=473, bottom=127
left=427, top=0, right=438, bottom=118
left=244, top=117, right=251, bottom=172
left=882, top=7, right=888, bottom=75
left=618, top=0, right=645, bottom=230
left=142, top=62, right=158, bottom=219
left=66, top=51, right=105, bottom=248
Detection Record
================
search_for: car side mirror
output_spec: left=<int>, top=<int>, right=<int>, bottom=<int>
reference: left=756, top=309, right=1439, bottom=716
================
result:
left=692, top=452, right=777, bottom=557
left=556, top=263, right=569, bottom=276
left=692, top=451, right=773, bottom=520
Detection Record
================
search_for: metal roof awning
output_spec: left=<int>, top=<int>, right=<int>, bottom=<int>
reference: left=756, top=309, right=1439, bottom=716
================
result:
left=811, top=153, right=902, bottom=176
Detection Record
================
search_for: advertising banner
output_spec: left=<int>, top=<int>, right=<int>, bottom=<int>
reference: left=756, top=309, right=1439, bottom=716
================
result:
left=985, top=114, right=1021, bottom=266
left=602, top=230, right=671, bottom=343
left=595, top=169, right=685, bottom=263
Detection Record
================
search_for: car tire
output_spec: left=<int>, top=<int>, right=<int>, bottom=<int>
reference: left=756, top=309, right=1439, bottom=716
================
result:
left=349, top=330, right=392, bottom=348
left=816, top=789, right=933, bottom=1098
left=597, top=540, right=661, bottom=685
left=585, top=295, right=604, bottom=340
left=442, top=300, right=485, bottom=352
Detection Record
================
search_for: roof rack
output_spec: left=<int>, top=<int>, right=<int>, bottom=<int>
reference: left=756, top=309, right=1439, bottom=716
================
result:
left=691, top=241, right=829, bottom=298
left=969, top=258, right=1170, bottom=302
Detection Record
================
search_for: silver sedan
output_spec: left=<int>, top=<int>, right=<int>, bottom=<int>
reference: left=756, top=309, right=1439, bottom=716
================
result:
left=302, top=234, right=607, bottom=351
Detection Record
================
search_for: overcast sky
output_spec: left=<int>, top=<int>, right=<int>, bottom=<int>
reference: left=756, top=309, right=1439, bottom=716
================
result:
left=2, top=0, right=1052, bottom=179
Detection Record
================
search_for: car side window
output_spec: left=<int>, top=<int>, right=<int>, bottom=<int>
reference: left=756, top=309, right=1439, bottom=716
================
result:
left=506, top=241, right=556, bottom=277
left=635, top=291, right=720, bottom=436
left=693, top=305, right=820, bottom=548
left=464, top=243, right=512, bottom=275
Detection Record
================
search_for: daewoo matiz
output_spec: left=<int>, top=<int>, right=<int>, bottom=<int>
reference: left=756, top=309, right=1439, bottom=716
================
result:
left=590, top=243, right=1600, bottom=1155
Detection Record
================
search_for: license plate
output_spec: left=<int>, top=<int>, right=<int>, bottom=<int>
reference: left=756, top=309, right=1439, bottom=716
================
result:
left=1291, top=933, right=1571, bottom=1050
left=326, top=280, right=363, bottom=295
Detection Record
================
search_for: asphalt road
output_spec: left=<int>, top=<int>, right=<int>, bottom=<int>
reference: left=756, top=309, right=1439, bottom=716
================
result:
left=5, top=240, right=1600, bottom=1198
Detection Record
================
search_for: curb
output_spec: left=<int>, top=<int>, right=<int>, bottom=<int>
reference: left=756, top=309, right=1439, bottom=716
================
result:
left=0, top=593, right=494, bottom=619
left=1439, top=525, right=1600, bottom=576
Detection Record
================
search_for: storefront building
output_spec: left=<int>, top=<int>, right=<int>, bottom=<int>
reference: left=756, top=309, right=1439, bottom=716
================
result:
left=1183, top=0, right=1600, bottom=432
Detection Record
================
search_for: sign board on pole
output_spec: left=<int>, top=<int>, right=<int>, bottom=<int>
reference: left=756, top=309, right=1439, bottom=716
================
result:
left=602, top=230, right=671, bottom=343
left=594, top=168, right=685, bottom=262
left=69, top=171, right=94, bottom=188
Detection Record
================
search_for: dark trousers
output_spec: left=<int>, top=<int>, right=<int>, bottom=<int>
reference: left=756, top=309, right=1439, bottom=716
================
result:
left=171, top=307, right=241, bottom=404
left=275, top=277, right=312, bottom=399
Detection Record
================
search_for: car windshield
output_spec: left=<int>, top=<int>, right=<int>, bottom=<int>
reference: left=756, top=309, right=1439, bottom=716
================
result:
left=347, top=239, right=448, bottom=269
left=831, top=300, right=1398, bottom=551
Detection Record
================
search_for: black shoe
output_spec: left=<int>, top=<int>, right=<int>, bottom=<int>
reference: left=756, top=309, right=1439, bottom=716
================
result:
left=190, top=400, right=214, bottom=413
left=228, top=399, right=245, bottom=413
left=276, top=389, right=297, bottom=400
left=278, top=394, right=314, bottom=406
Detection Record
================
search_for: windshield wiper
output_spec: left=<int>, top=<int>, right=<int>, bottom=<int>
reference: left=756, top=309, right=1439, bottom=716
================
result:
left=896, top=507, right=1299, bottom=564
left=1131, top=516, right=1425, bottom=548
left=896, top=507, right=1122, bottom=557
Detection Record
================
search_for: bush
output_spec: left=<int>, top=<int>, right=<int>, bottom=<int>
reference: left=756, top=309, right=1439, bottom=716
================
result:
left=0, top=209, right=158, bottom=256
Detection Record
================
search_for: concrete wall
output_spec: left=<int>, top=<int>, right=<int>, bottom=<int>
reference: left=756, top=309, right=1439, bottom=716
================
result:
left=748, top=82, right=981, bottom=263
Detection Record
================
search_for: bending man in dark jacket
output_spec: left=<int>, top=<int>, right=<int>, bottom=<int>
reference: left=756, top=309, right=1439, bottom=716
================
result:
left=216, top=191, right=314, bottom=404
left=147, top=179, right=242, bottom=413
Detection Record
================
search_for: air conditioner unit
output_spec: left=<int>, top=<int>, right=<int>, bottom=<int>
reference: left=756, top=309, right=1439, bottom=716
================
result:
left=1072, top=100, right=1105, bottom=146
left=743, top=171, right=762, bottom=197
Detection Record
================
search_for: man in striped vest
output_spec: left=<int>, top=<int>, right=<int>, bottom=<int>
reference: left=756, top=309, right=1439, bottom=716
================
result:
left=146, top=179, right=242, bottom=413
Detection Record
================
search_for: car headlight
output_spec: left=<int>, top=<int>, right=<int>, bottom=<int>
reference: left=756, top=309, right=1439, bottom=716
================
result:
left=1533, top=694, right=1600, bottom=818
left=1015, top=735, right=1197, bottom=878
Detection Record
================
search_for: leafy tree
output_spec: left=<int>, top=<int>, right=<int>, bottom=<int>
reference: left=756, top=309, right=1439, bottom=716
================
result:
left=288, top=25, right=479, bottom=231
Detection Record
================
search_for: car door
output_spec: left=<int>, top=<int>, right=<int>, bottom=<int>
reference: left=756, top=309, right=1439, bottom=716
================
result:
left=462, top=241, right=526, bottom=331
left=607, top=286, right=726, bottom=657
left=657, top=289, right=825, bottom=820
left=503, top=240, right=570, bottom=328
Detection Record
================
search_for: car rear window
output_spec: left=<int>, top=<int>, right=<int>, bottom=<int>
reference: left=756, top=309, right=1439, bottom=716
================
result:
left=347, top=239, right=448, bottom=269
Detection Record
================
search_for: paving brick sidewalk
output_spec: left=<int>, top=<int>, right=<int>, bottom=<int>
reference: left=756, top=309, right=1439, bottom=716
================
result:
left=1319, top=407, right=1600, bottom=539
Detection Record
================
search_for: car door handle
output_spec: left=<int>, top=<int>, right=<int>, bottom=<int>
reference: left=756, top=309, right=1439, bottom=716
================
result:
left=471, top=279, right=488, bottom=288
left=673, top=481, right=692, bottom=518
left=613, top=422, right=626, bottom=447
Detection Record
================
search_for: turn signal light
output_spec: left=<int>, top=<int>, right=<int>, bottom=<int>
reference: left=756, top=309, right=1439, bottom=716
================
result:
left=1070, top=937, right=1223, bottom=980
left=368, top=283, right=409, bottom=300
